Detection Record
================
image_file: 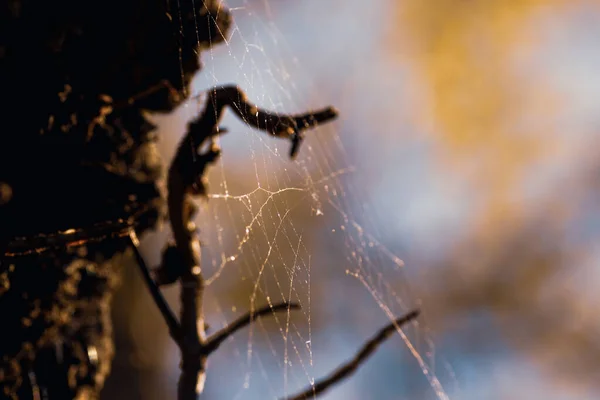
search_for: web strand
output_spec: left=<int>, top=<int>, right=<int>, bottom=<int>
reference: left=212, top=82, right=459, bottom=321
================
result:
left=170, top=1, right=455, bottom=398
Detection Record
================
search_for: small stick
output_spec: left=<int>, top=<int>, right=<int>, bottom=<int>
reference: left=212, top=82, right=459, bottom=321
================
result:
left=284, top=310, right=420, bottom=400
left=129, top=230, right=183, bottom=343
left=205, top=302, right=301, bottom=354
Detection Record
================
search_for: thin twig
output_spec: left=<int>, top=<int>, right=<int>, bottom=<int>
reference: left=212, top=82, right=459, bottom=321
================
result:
left=128, top=230, right=183, bottom=343
left=206, top=302, right=301, bottom=354
left=284, top=310, right=420, bottom=400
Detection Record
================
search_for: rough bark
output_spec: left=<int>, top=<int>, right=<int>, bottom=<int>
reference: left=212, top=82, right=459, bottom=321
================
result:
left=0, top=1, right=230, bottom=398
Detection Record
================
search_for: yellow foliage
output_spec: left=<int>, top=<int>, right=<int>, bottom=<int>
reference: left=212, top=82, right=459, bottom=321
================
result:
left=390, top=0, right=593, bottom=240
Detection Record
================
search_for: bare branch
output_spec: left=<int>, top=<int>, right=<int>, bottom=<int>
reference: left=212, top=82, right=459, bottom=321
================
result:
left=206, top=302, right=301, bottom=354
left=147, top=81, right=336, bottom=399
left=187, top=86, right=338, bottom=160
left=284, top=310, right=420, bottom=400
left=128, top=230, right=183, bottom=344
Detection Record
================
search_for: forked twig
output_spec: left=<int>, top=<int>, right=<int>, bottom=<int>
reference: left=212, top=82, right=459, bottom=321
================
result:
left=165, top=86, right=337, bottom=398
left=130, top=234, right=303, bottom=396
left=284, top=310, right=420, bottom=400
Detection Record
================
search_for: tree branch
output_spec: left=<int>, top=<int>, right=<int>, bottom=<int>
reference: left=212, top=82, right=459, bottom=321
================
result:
left=284, top=310, right=420, bottom=400
left=128, top=230, right=183, bottom=344
left=134, top=84, right=339, bottom=399
left=205, top=302, right=301, bottom=354
left=187, top=86, right=338, bottom=160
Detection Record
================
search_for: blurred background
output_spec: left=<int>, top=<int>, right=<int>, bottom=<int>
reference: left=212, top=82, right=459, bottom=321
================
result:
left=102, top=0, right=600, bottom=399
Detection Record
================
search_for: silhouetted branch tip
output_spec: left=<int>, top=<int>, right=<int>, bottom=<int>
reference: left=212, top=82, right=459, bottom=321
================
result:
left=206, top=302, right=301, bottom=354
left=283, top=309, right=420, bottom=400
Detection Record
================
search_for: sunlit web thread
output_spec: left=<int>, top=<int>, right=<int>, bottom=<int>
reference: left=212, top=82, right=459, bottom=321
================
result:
left=206, top=187, right=303, bottom=284
left=175, top=0, right=187, bottom=97
left=214, top=179, right=300, bottom=389
left=188, top=1, right=247, bottom=294
left=205, top=300, right=257, bottom=400
left=325, top=197, right=422, bottom=321
left=204, top=168, right=354, bottom=285
left=202, top=184, right=327, bottom=391
left=297, top=69, right=419, bottom=331
left=235, top=181, right=313, bottom=390
left=284, top=234, right=301, bottom=395
left=198, top=3, right=283, bottom=294
left=190, top=0, right=201, bottom=48
left=327, top=198, right=406, bottom=268
left=349, top=270, right=450, bottom=400
left=241, top=197, right=315, bottom=392
left=230, top=151, right=322, bottom=392
left=179, top=1, right=447, bottom=398
left=318, top=165, right=456, bottom=399
left=189, top=2, right=299, bottom=394
left=253, top=215, right=317, bottom=392
left=233, top=189, right=316, bottom=390
left=321, top=163, right=454, bottom=398
left=270, top=21, right=452, bottom=399
left=212, top=50, right=373, bottom=400
left=203, top=184, right=326, bottom=382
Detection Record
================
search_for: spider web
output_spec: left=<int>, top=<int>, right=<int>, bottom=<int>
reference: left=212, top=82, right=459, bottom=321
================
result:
left=146, top=1, right=456, bottom=398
